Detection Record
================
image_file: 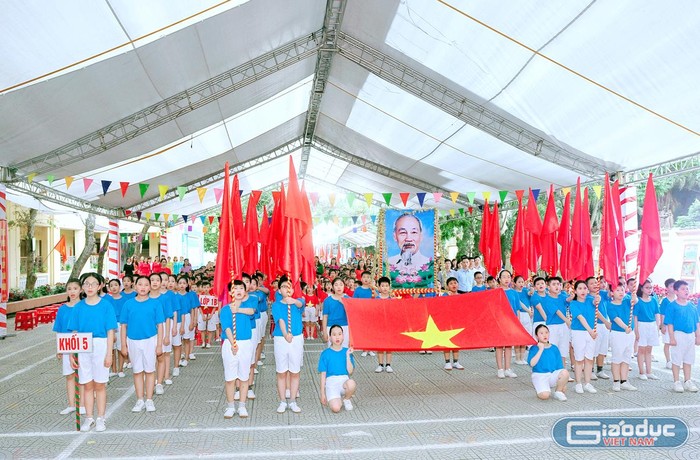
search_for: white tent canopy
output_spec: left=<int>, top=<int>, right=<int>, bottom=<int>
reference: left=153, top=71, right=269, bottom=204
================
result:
left=2, top=0, right=699, bottom=220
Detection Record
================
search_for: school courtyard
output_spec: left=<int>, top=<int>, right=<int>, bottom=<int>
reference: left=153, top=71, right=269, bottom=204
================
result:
left=0, top=319, right=698, bottom=459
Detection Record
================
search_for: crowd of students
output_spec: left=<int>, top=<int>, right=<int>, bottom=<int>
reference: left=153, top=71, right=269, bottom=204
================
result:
left=52, top=254, right=699, bottom=432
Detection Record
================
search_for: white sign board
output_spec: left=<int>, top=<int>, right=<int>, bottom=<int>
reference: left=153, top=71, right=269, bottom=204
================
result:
left=56, top=332, right=93, bottom=353
left=198, top=295, right=219, bottom=308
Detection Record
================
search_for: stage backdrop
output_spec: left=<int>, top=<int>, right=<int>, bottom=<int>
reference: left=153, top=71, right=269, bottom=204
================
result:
left=378, top=208, right=438, bottom=294
left=344, top=289, right=536, bottom=351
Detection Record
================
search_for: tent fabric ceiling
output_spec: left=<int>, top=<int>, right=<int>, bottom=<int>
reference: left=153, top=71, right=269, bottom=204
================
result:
left=1, top=0, right=699, bottom=220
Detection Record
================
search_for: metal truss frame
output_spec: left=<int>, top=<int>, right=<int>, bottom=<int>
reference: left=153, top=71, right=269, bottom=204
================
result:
left=12, top=32, right=322, bottom=176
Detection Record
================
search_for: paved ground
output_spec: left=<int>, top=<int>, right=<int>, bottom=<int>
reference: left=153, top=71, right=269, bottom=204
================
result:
left=0, top=319, right=699, bottom=459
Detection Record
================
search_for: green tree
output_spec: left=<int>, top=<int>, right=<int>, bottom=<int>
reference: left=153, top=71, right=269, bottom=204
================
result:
left=9, top=208, right=38, bottom=290
left=674, top=199, right=700, bottom=229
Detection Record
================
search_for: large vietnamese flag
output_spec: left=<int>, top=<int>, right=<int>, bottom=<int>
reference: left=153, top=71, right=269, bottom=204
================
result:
left=344, top=289, right=535, bottom=351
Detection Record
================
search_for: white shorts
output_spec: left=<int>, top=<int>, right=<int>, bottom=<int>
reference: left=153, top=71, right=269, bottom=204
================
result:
left=161, top=326, right=172, bottom=353
left=610, top=330, right=635, bottom=364
left=198, top=311, right=219, bottom=331
left=221, top=339, right=253, bottom=381
left=61, top=353, right=74, bottom=376
left=304, top=307, right=318, bottom=323
left=571, top=330, right=596, bottom=361
left=257, top=312, right=268, bottom=341
left=114, top=323, right=122, bottom=350
left=78, top=337, right=109, bottom=384
left=637, top=321, right=659, bottom=347
left=671, top=331, right=697, bottom=366
left=662, top=330, right=671, bottom=345
left=594, top=323, right=610, bottom=356
left=326, top=325, right=350, bottom=348
left=325, top=375, right=350, bottom=401
left=274, top=335, right=304, bottom=373
left=548, top=323, right=570, bottom=358
left=182, top=314, right=194, bottom=340
left=532, top=371, right=563, bottom=394
left=519, top=312, right=533, bottom=338
left=251, top=321, right=260, bottom=347
left=127, top=336, right=157, bottom=373
left=172, top=323, right=182, bottom=347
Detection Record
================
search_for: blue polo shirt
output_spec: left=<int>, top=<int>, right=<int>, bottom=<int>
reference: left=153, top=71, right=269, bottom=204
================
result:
left=120, top=297, right=165, bottom=340
left=634, top=297, right=660, bottom=323
left=570, top=298, right=595, bottom=331
left=663, top=301, right=699, bottom=334
left=318, top=347, right=355, bottom=377
left=67, top=297, right=118, bottom=338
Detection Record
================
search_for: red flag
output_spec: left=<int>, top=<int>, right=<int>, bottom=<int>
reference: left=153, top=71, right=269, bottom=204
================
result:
left=258, top=205, right=271, bottom=278
left=268, top=186, right=285, bottom=276
left=611, top=180, right=626, bottom=269
left=540, top=185, right=559, bottom=276
left=54, top=235, right=67, bottom=263
left=488, top=201, right=503, bottom=275
left=300, top=182, right=315, bottom=287
left=510, top=194, right=527, bottom=277
left=281, top=157, right=305, bottom=297
left=344, top=290, right=535, bottom=351
left=600, top=174, right=621, bottom=287
left=638, top=174, right=663, bottom=283
left=213, top=163, right=233, bottom=302
left=525, top=188, right=542, bottom=273
left=569, top=179, right=585, bottom=280
left=229, top=174, right=245, bottom=280
left=558, top=191, right=571, bottom=280
left=582, top=187, right=594, bottom=278
left=243, top=190, right=261, bottom=275
left=479, top=200, right=491, bottom=271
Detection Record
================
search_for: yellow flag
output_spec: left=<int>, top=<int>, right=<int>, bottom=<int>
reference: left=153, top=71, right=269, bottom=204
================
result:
left=197, top=187, right=207, bottom=203
left=158, top=185, right=168, bottom=201
left=364, top=193, right=373, bottom=207
left=482, top=191, right=491, bottom=202
left=329, top=193, right=336, bottom=207
left=333, top=215, right=339, bottom=225
left=450, top=192, right=459, bottom=203
left=145, top=213, right=151, bottom=221
left=65, top=176, right=74, bottom=190
left=27, top=173, right=36, bottom=184
left=561, top=187, right=571, bottom=196
left=592, top=184, right=602, bottom=199
left=163, top=214, right=170, bottom=222
left=449, top=209, right=455, bottom=217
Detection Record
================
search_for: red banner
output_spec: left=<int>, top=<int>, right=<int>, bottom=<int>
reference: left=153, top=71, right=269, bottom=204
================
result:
left=344, top=289, right=535, bottom=351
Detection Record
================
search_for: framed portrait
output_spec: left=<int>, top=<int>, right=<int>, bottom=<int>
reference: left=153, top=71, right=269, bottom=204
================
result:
left=376, top=208, right=439, bottom=294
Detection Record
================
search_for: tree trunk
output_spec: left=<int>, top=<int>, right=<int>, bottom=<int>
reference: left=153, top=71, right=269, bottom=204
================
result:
left=70, top=214, right=96, bottom=279
left=24, top=208, right=38, bottom=291
left=135, top=224, right=149, bottom=258
left=96, top=236, right=109, bottom=277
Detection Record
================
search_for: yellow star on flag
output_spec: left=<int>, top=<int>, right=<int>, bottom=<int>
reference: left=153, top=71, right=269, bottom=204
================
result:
left=401, top=315, right=464, bottom=349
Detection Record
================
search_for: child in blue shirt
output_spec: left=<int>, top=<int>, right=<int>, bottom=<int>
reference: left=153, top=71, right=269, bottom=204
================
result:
left=107, top=278, right=128, bottom=378
left=319, top=324, right=356, bottom=412
left=608, top=282, right=637, bottom=392
left=373, top=276, right=395, bottom=373
left=495, top=270, right=520, bottom=379
left=322, top=278, right=350, bottom=348
left=513, top=275, right=533, bottom=365
left=569, top=280, right=598, bottom=395
left=659, top=278, right=676, bottom=369
left=528, top=324, right=569, bottom=401
left=54, top=278, right=85, bottom=416
left=664, top=280, right=700, bottom=393
left=470, top=271, right=487, bottom=292
left=634, top=279, right=661, bottom=381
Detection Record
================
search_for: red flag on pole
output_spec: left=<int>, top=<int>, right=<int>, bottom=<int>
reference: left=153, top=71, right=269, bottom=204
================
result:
left=479, top=200, right=491, bottom=272
left=488, top=202, right=502, bottom=275
left=525, top=188, right=542, bottom=274
left=582, top=187, right=594, bottom=279
left=54, top=235, right=67, bottom=263
left=213, top=163, right=233, bottom=302
left=281, top=157, right=306, bottom=297
left=510, top=194, right=527, bottom=277
left=558, top=191, right=572, bottom=280
left=258, top=205, right=271, bottom=279
left=540, top=185, right=559, bottom=277
left=600, top=174, right=621, bottom=287
left=243, top=190, right=261, bottom=275
left=569, top=179, right=585, bottom=280
left=638, top=174, right=663, bottom=283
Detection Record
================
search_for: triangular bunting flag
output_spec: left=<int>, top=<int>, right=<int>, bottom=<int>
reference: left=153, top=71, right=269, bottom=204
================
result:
left=196, top=187, right=207, bottom=203
left=347, top=193, right=356, bottom=207
left=101, top=180, right=111, bottom=196
left=361, top=215, right=367, bottom=224
left=208, top=215, right=215, bottom=225
left=482, top=191, right=491, bottom=202
left=416, top=192, right=426, bottom=207
left=125, top=210, right=132, bottom=217
left=83, top=178, right=93, bottom=193
left=532, top=188, right=541, bottom=201
left=468, top=207, right=473, bottom=214
left=399, top=193, right=410, bottom=207
left=592, top=184, right=602, bottom=199
left=459, top=208, right=465, bottom=216
left=163, top=214, right=169, bottom=222
left=333, top=216, right=339, bottom=225
left=135, top=211, right=142, bottom=220
left=139, top=183, right=149, bottom=198
left=562, top=187, right=571, bottom=196
left=498, top=190, right=508, bottom=203
left=27, top=173, right=36, bottom=183
left=310, top=192, right=319, bottom=206
left=450, top=192, right=459, bottom=203
left=449, top=209, right=455, bottom=217
left=200, top=216, right=206, bottom=224
left=144, top=213, right=151, bottom=221
left=515, top=190, right=525, bottom=201
left=176, top=186, right=186, bottom=201
left=466, top=192, right=476, bottom=204
left=172, top=215, right=178, bottom=222
left=433, top=192, right=442, bottom=203
left=65, top=176, right=74, bottom=190
left=329, top=193, right=336, bottom=207
left=120, top=182, right=129, bottom=197
left=313, top=217, right=320, bottom=225
left=182, top=215, right=188, bottom=224
left=352, top=216, right=358, bottom=224
left=370, top=215, right=377, bottom=224
left=382, top=193, right=392, bottom=205
left=190, top=215, right=196, bottom=223
left=364, top=193, right=373, bottom=207
left=214, top=188, right=223, bottom=204
left=158, top=185, right=169, bottom=201
left=46, top=175, right=55, bottom=186
left=154, top=213, right=160, bottom=221
left=238, top=189, right=243, bottom=196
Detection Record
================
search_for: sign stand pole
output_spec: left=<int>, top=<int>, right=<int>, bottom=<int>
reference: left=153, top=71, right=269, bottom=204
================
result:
left=74, top=353, right=80, bottom=431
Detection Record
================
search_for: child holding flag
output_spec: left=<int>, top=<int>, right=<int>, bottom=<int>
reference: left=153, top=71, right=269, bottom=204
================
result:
left=608, top=282, right=638, bottom=391
left=54, top=278, right=85, bottom=415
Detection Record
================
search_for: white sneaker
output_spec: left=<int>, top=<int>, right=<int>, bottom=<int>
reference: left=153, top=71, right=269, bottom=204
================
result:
left=361, top=351, right=368, bottom=357
left=80, top=418, right=94, bottom=432
left=285, top=389, right=291, bottom=399
left=426, top=351, right=433, bottom=354
left=497, top=369, right=505, bottom=379
left=515, top=359, right=527, bottom=365
left=118, top=372, right=125, bottom=378
left=109, top=372, right=117, bottom=378
left=172, top=368, right=180, bottom=377
left=254, top=368, right=259, bottom=374
left=155, top=384, right=164, bottom=395
left=224, top=405, right=236, bottom=419
left=444, top=362, right=453, bottom=371
left=247, top=389, right=256, bottom=399
left=180, top=360, right=188, bottom=367
left=95, top=417, right=106, bottom=432
left=674, top=381, right=685, bottom=393
left=276, top=401, right=287, bottom=413
left=575, top=384, right=584, bottom=394
left=453, top=362, right=465, bottom=370
left=369, top=351, right=376, bottom=356
left=590, top=372, right=598, bottom=381
left=238, top=406, right=249, bottom=418
left=60, top=406, right=76, bottom=415
left=257, top=360, right=263, bottom=366
left=189, top=354, right=196, bottom=360
left=666, top=361, right=673, bottom=369
left=289, top=401, right=301, bottom=413
left=385, top=365, right=394, bottom=373
left=638, top=374, right=648, bottom=381
left=164, top=379, right=173, bottom=385
left=620, top=381, right=637, bottom=391
left=80, top=407, right=86, bottom=415
left=596, top=371, right=611, bottom=379
left=126, top=363, right=133, bottom=369
left=612, top=382, right=621, bottom=392
left=647, top=373, right=660, bottom=380
left=234, top=390, right=240, bottom=400
left=684, top=380, right=698, bottom=392
left=584, top=383, right=597, bottom=394
left=131, top=399, right=146, bottom=412
left=504, top=369, right=517, bottom=378
left=343, top=399, right=354, bottom=410
left=553, top=391, right=567, bottom=401
left=375, top=365, right=385, bottom=373
left=260, top=352, right=266, bottom=359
